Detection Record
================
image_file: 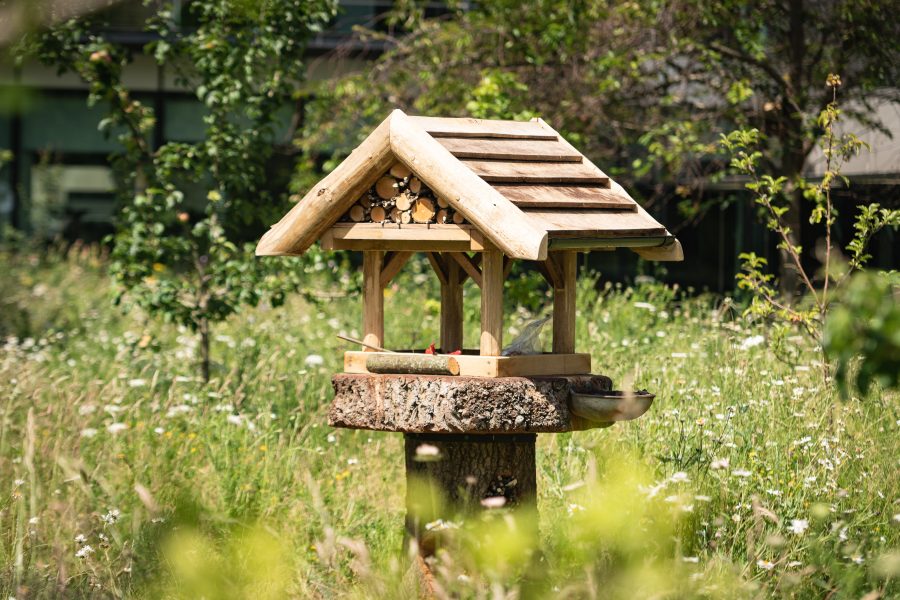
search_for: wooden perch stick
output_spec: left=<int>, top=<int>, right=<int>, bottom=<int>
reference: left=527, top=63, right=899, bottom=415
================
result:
left=366, top=353, right=460, bottom=376
left=336, top=334, right=392, bottom=353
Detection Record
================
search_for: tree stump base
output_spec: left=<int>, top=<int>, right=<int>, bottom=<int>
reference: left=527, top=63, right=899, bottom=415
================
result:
left=327, top=373, right=628, bottom=576
left=329, top=373, right=614, bottom=433
left=404, top=432, right=537, bottom=556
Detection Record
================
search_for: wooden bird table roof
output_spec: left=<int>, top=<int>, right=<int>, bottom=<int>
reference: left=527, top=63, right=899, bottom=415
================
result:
left=256, top=110, right=682, bottom=262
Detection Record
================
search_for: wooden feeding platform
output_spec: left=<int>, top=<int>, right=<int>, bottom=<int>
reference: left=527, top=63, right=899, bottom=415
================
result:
left=256, top=110, right=682, bottom=576
left=344, top=350, right=591, bottom=378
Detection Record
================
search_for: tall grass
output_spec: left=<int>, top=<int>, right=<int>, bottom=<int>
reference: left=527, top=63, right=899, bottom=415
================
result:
left=0, top=247, right=898, bottom=598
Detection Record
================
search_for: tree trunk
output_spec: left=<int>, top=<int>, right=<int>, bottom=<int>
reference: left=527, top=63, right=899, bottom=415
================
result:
left=779, top=0, right=807, bottom=296
left=404, top=433, right=537, bottom=556
left=199, top=316, right=210, bottom=384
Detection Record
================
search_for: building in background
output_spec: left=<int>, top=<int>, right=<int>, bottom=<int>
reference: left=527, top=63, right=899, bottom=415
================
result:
left=0, top=0, right=400, bottom=240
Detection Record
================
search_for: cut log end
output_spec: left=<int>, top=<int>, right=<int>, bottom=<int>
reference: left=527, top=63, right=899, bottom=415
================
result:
left=349, top=205, right=366, bottom=222
left=395, top=191, right=414, bottom=211
left=412, top=197, right=436, bottom=223
left=370, top=206, right=387, bottom=222
left=376, top=176, right=398, bottom=200
left=390, top=162, right=412, bottom=179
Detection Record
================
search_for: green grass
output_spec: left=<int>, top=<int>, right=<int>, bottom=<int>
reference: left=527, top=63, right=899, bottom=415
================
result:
left=1, top=247, right=898, bottom=598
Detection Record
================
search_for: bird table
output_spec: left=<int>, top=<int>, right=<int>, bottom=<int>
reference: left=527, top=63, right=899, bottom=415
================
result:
left=256, top=111, right=680, bottom=561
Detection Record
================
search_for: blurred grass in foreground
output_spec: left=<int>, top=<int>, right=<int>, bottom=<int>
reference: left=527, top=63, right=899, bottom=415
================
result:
left=0, top=246, right=898, bottom=598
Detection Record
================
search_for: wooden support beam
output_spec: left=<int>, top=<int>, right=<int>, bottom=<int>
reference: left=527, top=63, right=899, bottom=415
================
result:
left=449, top=252, right=482, bottom=288
left=440, top=255, right=463, bottom=353
left=552, top=251, right=577, bottom=354
left=425, top=252, right=448, bottom=286
left=363, top=251, right=384, bottom=352
left=503, top=256, right=514, bottom=280
left=480, top=249, right=504, bottom=356
left=536, top=257, right=562, bottom=288
left=381, top=251, right=413, bottom=288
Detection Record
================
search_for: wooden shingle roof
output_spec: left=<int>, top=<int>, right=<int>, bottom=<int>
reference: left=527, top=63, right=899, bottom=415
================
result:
left=256, top=110, right=681, bottom=262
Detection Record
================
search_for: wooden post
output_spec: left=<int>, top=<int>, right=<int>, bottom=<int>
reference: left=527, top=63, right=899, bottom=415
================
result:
left=552, top=251, right=577, bottom=354
left=362, top=251, right=384, bottom=352
left=480, top=249, right=504, bottom=356
left=440, top=256, right=463, bottom=353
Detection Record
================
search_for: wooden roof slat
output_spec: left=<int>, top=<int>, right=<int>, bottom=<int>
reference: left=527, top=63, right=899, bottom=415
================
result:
left=525, top=209, right=667, bottom=238
left=409, top=116, right=557, bottom=140
left=492, top=185, right=637, bottom=210
left=436, top=137, right=581, bottom=162
left=461, top=159, right=609, bottom=184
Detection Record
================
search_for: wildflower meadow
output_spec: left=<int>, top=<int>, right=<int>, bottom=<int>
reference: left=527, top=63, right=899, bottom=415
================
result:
left=1, top=247, right=897, bottom=598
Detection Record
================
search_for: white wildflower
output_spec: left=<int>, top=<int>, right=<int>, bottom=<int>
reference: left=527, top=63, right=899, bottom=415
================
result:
left=414, top=443, right=440, bottom=461
left=80, top=428, right=98, bottom=438
left=154, top=427, right=164, bottom=435
left=75, top=534, right=87, bottom=544
left=710, top=457, right=730, bottom=470
left=766, top=489, right=782, bottom=496
left=670, top=471, right=690, bottom=483
left=566, top=503, right=586, bottom=516
left=739, top=335, right=764, bottom=350
left=75, top=545, right=94, bottom=559
left=732, top=468, right=752, bottom=478
left=326, top=433, right=337, bottom=444
left=78, top=404, right=97, bottom=415
left=893, top=513, right=900, bottom=523
left=28, top=516, right=38, bottom=525
left=13, top=479, right=25, bottom=488
left=165, top=404, right=192, bottom=418
left=756, top=559, right=775, bottom=570
left=106, top=423, right=128, bottom=434
left=226, top=414, right=243, bottom=427
left=347, top=458, right=358, bottom=465
left=481, top=496, right=507, bottom=509
left=304, top=354, right=325, bottom=367
left=101, top=509, right=120, bottom=524
left=424, top=519, right=460, bottom=531
left=788, top=519, right=809, bottom=535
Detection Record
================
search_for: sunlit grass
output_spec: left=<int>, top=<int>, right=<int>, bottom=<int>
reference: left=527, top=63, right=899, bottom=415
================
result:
left=1, top=247, right=898, bottom=598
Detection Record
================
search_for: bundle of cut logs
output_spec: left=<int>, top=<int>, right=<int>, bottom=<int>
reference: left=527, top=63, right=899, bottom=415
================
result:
left=341, top=163, right=467, bottom=225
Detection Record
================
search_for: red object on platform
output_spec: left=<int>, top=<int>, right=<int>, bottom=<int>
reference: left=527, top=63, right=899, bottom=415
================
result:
left=424, top=343, right=436, bottom=355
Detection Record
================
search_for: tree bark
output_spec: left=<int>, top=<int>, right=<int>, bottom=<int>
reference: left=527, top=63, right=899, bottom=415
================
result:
left=199, top=315, right=210, bottom=384
left=404, top=433, right=537, bottom=556
left=779, top=0, right=807, bottom=296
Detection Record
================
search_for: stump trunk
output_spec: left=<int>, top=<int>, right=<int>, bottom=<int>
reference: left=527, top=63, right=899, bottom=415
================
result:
left=404, top=433, right=537, bottom=556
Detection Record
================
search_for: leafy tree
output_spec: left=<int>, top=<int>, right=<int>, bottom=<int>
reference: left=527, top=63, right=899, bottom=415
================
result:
left=298, top=0, right=899, bottom=289
left=26, top=0, right=337, bottom=381
left=722, top=79, right=900, bottom=376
